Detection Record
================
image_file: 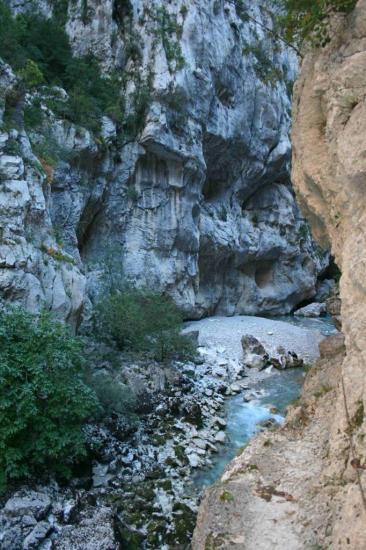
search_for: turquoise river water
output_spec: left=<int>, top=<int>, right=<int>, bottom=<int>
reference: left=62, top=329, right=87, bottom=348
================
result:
left=193, top=315, right=337, bottom=489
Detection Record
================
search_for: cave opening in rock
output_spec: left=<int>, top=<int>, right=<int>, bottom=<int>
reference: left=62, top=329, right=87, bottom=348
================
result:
left=254, top=261, right=274, bottom=289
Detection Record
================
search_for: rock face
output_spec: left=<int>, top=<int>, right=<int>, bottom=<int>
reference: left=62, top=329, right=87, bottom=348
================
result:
left=194, top=2, right=366, bottom=549
left=291, top=1, right=366, bottom=546
left=0, top=0, right=327, bottom=322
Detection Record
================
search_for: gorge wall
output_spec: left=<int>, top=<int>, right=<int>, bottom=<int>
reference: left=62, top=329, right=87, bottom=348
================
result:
left=0, top=0, right=327, bottom=325
left=292, top=0, right=366, bottom=545
left=193, top=2, right=366, bottom=549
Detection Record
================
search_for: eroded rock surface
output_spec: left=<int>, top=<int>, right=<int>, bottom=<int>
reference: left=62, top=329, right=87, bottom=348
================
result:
left=0, top=0, right=327, bottom=322
left=291, top=1, right=366, bottom=546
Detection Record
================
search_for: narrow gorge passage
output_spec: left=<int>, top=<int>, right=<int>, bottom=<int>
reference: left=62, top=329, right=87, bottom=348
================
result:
left=185, top=315, right=337, bottom=490
left=2, top=0, right=365, bottom=549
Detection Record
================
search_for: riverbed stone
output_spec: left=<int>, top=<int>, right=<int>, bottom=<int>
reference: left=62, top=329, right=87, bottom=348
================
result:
left=241, top=335, right=267, bottom=356
left=22, top=521, right=52, bottom=549
left=187, top=453, right=201, bottom=468
left=214, top=431, right=226, bottom=444
left=213, top=416, right=227, bottom=428
left=294, top=302, right=326, bottom=317
left=5, top=492, right=51, bottom=520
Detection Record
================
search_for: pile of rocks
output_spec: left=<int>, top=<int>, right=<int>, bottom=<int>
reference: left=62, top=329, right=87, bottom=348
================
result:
left=0, top=488, right=116, bottom=550
left=241, top=334, right=304, bottom=371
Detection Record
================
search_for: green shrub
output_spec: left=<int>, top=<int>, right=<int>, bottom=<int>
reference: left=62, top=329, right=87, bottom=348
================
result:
left=18, top=59, right=44, bottom=88
left=277, top=0, right=357, bottom=46
left=0, top=308, right=98, bottom=490
left=242, top=43, right=283, bottom=86
left=87, top=372, right=136, bottom=418
left=95, top=287, right=195, bottom=361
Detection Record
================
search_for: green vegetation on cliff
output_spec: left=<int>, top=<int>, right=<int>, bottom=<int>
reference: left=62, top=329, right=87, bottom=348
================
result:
left=0, top=0, right=122, bottom=132
left=278, top=0, right=357, bottom=45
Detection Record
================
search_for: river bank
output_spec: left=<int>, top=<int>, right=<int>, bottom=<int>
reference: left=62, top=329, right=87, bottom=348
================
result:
left=0, top=315, right=335, bottom=550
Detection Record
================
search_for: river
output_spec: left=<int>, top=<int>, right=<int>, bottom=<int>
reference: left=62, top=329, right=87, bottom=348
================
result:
left=190, top=314, right=337, bottom=490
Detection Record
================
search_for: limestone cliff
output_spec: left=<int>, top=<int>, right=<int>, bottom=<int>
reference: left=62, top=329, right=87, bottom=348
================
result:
left=0, top=0, right=327, bottom=323
left=193, top=2, right=366, bottom=548
left=292, top=0, right=366, bottom=544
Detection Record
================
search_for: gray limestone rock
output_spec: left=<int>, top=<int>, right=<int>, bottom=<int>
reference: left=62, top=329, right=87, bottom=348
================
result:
left=4, top=491, right=51, bottom=520
left=0, top=1, right=328, bottom=325
left=294, top=302, right=327, bottom=317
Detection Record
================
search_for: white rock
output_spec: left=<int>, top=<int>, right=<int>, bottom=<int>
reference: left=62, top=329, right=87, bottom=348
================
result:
left=0, top=155, right=24, bottom=178
left=5, top=492, right=51, bottom=520
left=187, top=453, right=201, bottom=468
left=192, top=438, right=208, bottom=450
left=214, top=431, right=226, bottom=443
left=213, top=416, right=227, bottom=428
left=92, top=463, right=112, bottom=488
left=212, top=365, right=227, bottom=378
left=294, top=302, right=326, bottom=317
left=243, top=352, right=267, bottom=370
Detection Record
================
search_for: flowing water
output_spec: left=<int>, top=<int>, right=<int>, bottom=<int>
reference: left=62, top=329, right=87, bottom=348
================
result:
left=193, top=315, right=337, bottom=490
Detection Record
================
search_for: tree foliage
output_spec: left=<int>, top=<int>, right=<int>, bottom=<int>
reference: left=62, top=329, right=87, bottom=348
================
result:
left=0, top=309, right=98, bottom=490
left=95, top=286, right=195, bottom=362
left=0, top=0, right=123, bottom=132
left=277, top=0, right=357, bottom=46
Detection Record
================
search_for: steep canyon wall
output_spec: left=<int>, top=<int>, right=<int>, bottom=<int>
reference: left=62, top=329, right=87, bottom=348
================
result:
left=292, top=0, right=366, bottom=545
left=0, top=0, right=327, bottom=323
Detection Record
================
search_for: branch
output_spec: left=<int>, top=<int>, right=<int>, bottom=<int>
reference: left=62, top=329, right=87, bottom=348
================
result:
left=224, top=0, right=302, bottom=57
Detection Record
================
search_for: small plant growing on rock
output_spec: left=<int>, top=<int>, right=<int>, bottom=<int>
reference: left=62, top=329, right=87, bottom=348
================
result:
left=220, top=490, right=234, bottom=502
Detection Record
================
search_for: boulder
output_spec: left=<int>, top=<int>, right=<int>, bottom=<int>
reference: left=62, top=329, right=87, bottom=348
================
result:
left=187, top=453, right=201, bottom=468
left=272, top=351, right=304, bottom=370
left=4, top=491, right=51, bottom=520
left=214, top=431, right=226, bottom=444
left=212, top=416, right=227, bottom=428
left=241, top=335, right=266, bottom=356
left=243, top=353, right=268, bottom=370
left=241, top=335, right=268, bottom=369
left=22, top=521, right=52, bottom=550
left=294, top=302, right=326, bottom=317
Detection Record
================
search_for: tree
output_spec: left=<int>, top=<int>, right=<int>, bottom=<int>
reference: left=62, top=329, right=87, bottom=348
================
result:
left=0, top=308, right=98, bottom=490
left=95, top=286, right=195, bottom=361
left=277, top=0, right=357, bottom=46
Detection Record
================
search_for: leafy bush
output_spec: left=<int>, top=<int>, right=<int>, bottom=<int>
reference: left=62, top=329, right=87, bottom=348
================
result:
left=86, top=372, right=136, bottom=418
left=0, top=308, right=98, bottom=490
left=95, top=287, right=195, bottom=361
left=277, top=0, right=357, bottom=46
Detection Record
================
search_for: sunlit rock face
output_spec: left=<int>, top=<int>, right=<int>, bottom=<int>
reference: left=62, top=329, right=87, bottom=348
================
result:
left=291, top=1, right=366, bottom=546
left=0, top=0, right=327, bottom=322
